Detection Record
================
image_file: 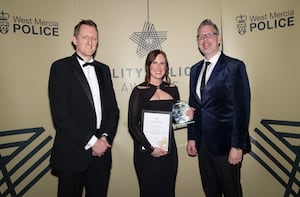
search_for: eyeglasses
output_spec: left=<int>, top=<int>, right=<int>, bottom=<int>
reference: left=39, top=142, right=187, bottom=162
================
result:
left=196, top=32, right=218, bottom=40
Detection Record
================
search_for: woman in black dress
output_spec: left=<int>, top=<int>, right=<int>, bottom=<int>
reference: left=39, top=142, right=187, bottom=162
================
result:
left=128, top=50, right=187, bottom=197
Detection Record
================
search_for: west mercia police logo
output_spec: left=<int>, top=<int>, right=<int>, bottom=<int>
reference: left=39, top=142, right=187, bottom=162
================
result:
left=0, top=11, right=9, bottom=34
left=236, top=10, right=295, bottom=35
left=236, top=14, right=247, bottom=35
left=0, top=10, right=59, bottom=36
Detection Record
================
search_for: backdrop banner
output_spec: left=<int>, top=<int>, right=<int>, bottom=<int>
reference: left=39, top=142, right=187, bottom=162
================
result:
left=0, top=0, right=298, bottom=196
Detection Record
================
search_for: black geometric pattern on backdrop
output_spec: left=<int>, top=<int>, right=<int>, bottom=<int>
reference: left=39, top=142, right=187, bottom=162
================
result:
left=130, top=21, right=167, bottom=58
left=0, top=127, right=52, bottom=197
left=250, top=119, right=300, bottom=197
left=1, top=123, right=299, bottom=196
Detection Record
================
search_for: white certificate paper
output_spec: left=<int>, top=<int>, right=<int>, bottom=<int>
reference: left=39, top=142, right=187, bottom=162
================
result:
left=142, top=110, right=172, bottom=152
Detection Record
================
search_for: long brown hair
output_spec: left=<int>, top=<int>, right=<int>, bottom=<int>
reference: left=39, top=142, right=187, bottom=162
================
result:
left=144, top=49, right=171, bottom=84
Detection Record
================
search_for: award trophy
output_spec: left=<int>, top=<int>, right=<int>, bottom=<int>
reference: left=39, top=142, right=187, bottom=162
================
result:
left=172, top=101, right=194, bottom=129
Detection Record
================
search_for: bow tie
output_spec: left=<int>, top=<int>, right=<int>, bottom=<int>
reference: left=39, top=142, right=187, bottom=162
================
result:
left=82, top=62, right=97, bottom=67
left=76, top=54, right=96, bottom=67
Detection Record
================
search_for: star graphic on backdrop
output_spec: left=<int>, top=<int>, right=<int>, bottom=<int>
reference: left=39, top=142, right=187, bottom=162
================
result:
left=130, top=21, right=167, bottom=58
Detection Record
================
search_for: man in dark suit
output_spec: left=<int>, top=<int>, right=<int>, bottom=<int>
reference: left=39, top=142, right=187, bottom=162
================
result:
left=187, top=19, right=251, bottom=197
left=48, top=19, right=119, bottom=197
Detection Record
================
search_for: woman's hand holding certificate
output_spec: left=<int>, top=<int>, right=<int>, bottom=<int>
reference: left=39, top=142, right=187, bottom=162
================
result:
left=142, top=110, right=172, bottom=152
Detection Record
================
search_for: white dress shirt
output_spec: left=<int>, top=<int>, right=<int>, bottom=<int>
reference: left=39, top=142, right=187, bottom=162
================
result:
left=196, top=51, right=221, bottom=99
left=77, top=56, right=102, bottom=150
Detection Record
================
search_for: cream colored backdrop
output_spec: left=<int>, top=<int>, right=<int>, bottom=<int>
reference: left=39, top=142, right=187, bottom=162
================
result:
left=222, top=1, right=299, bottom=196
left=0, top=0, right=299, bottom=197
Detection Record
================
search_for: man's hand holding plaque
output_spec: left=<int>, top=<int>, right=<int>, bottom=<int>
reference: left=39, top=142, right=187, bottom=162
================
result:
left=172, top=101, right=195, bottom=130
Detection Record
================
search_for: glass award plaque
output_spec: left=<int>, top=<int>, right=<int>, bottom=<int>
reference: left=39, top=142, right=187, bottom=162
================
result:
left=172, top=101, right=194, bottom=129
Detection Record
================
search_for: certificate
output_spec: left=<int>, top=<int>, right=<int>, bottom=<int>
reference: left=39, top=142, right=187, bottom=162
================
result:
left=142, top=110, right=172, bottom=152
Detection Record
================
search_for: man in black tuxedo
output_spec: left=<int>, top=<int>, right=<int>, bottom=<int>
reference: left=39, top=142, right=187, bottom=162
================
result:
left=48, top=19, right=119, bottom=197
left=187, top=19, right=251, bottom=197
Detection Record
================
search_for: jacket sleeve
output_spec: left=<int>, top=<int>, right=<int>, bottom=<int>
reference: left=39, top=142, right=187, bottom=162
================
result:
left=231, top=60, right=251, bottom=151
left=187, top=64, right=201, bottom=141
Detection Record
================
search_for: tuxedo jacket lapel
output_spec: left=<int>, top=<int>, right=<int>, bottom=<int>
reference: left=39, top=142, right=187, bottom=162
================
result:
left=72, top=56, right=94, bottom=108
left=202, top=54, right=225, bottom=103
left=206, top=61, right=223, bottom=88
left=192, top=61, right=204, bottom=104
left=94, top=65, right=104, bottom=96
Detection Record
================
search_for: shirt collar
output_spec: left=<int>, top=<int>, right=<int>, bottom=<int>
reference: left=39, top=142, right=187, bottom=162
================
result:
left=76, top=55, right=94, bottom=67
left=205, top=51, right=221, bottom=66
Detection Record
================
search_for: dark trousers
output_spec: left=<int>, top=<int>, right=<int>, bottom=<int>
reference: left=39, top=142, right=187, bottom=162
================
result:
left=56, top=157, right=111, bottom=197
left=198, top=142, right=243, bottom=197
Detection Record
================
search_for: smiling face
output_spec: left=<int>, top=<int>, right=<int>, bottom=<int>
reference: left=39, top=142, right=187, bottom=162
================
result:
left=149, top=53, right=167, bottom=85
left=144, top=50, right=170, bottom=85
left=197, top=24, right=221, bottom=60
left=72, top=24, right=98, bottom=61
